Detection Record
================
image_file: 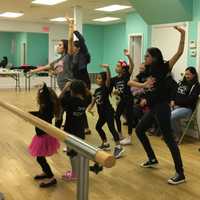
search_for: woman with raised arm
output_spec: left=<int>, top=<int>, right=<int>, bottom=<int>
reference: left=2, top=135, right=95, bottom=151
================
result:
left=30, top=19, right=75, bottom=91
left=128, top=26, right=186, bottom=185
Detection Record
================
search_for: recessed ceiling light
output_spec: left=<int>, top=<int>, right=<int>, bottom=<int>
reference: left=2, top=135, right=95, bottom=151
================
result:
left=0, top=12, right=24, bottom=18
left=32, top=0, right=67, bottom=6
left=50, top=17, right=66, bottom=22
left=95, top=5, right=132, bottom=12
left=93, top=17, right=120, bottom=22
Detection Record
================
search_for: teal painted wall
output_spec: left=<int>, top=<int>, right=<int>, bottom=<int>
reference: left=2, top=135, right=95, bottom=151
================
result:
left=0, top=32, right=15, bottom=64
left=126, top=12, right=151, bottom=57
left=83, top=13, right=151, bottom=73
left=13, top=32, right=27, bottom=66
left=27, top=33, right=49, bottom=66
left=188, top=21, right=197, bottom=67
left=130, top=0, right=193, bottom=24
left=103, top=23, right=126, bottom=75
left=83, top=24, right=104, bottom=73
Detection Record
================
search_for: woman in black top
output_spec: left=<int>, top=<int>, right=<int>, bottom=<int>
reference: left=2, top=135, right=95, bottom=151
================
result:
left=128, top=26, right=186, bottom=185
left=171, top=67, right=200, bottom=141
left=72, top=30, right=91, bottom=89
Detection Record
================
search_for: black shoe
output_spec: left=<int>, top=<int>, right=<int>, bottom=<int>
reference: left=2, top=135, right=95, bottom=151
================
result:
left=140, top=159, right=159, bottom=168
left=34, top=174, right=49, bottom=180
left=39, top=179, right=57, bottom=188
left=98, top=143, right=111, bottom=151
left=90, top=163, right=103, bottom=174
left=168, top=173, right=186, bottom=185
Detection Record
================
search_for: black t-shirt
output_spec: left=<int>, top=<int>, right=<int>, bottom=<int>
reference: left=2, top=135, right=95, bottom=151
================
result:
left=111, top=73, right=132, bottom=99
left=175, top=80, right=200, bottom=110
left=136, top=72, right=148, bottom=83
left=94, top=86, right=113, bottom=114
left=143, top=62, right=172, bottom=107
left=61, top=92, right=87, bottom=139
left=30, top=104, right=54, bottom=136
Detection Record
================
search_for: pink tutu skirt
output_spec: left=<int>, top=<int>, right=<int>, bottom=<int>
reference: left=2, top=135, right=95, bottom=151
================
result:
left=29, top=134, right=60, bottom=157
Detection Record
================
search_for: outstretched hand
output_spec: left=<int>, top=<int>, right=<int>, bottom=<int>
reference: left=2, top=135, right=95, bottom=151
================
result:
left=124, top=49, right=130, bottom=56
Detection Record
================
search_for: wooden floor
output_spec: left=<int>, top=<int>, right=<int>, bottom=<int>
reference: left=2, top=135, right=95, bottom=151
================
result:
left=0, top=89, right=200, bottom=200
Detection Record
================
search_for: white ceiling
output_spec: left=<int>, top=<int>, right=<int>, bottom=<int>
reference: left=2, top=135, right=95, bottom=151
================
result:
left=0, top=0, right=134, bottom=24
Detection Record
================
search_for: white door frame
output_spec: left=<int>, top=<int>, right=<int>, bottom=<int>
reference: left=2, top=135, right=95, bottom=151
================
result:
left=128, top=33, right=143, bottom=63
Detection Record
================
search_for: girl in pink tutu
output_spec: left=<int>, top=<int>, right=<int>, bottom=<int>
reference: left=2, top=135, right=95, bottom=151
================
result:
left=29, top=82, right=61, bottom=188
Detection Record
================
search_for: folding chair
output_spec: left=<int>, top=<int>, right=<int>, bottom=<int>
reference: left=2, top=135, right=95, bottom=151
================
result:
left=178, top=98, right=200, bottom=145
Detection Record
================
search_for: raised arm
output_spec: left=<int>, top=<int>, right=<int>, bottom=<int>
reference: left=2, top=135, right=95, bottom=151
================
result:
left=73, top=30, right=88, bottom=54
left=100, top=64, right=111, bottom=87
left=169, top=26, right=186, bottom=70
left=67, top=18, right=74, bottom=55
left=124, top=49, right=134, bottom=74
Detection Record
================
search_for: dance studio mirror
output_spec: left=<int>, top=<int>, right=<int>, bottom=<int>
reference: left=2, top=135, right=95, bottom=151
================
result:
left=0, top=31, right=49, bottom=68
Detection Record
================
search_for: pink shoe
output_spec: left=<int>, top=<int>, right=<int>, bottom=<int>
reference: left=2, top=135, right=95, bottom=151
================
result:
left=62, top=171, right=77, bottom=181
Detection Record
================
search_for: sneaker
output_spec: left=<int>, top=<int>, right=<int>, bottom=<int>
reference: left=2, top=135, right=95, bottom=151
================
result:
left=98, top=143, right=111, bottom=151
left=114, top=146, right=124, bottom=159
left=140, top=159, right=159, bottom=168
left=62, top=171, right=77, bottom=181
left=90, top=163, right=103, bottom=174
left=120, top=137, right=132, bottom=145
left=39, top=178, right=57, bottom=188
left=168, top=173, right=186, bottom=185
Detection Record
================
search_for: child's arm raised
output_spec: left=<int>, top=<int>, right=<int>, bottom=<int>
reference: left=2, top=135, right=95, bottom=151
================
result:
left=124, top=49, right=134, bottom=74
left=100, top=64, right=111, bottom=87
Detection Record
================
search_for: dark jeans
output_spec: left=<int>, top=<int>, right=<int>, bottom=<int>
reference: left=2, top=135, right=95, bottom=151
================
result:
left=96, top=109, right=120, bottom=142
left=115, top=98, right=133, bottom=135
left=36, top=156, right=54, bottom=178
left=135, top=102, right=184, bottom=175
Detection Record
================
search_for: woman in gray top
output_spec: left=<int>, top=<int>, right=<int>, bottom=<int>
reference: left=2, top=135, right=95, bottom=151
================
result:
left=30, top=19, right=75, bottom=91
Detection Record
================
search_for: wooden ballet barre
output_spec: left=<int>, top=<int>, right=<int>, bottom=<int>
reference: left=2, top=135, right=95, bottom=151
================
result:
left=0, top=100, right=116, bottom=168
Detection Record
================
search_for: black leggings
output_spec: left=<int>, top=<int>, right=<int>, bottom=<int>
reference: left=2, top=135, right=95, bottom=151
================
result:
left=96, top=109, right=119, bottom=142
left=115, top=98, right=133, bottom=135
left=135, top=103, right=184, bottom=175
left=36, top=157, right=54, bottom=178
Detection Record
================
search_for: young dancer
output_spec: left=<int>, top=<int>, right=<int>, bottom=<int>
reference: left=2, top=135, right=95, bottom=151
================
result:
left=128, top=26, right=186, bottom=185
left=72, top=30, right=92, bottom=135
left=61, top=80, right=91, bottom=181
left=88, top=65, right=124, bottom=158
left=29, top=82, right=60, bottom=188
left=110, top=49, right=134, bottom=145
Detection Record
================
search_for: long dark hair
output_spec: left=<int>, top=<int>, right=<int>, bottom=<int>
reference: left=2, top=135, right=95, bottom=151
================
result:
left=37, top=83, right=61, bottom=119
left=74, top=40, right=91, bottom=64
left=182, top=66, right=199, bottom=84
left=60, top=39, right=68, bottom=54
left=70, top=80, right=87, bottom=97
left=147, top=47, right=164, bottom=66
